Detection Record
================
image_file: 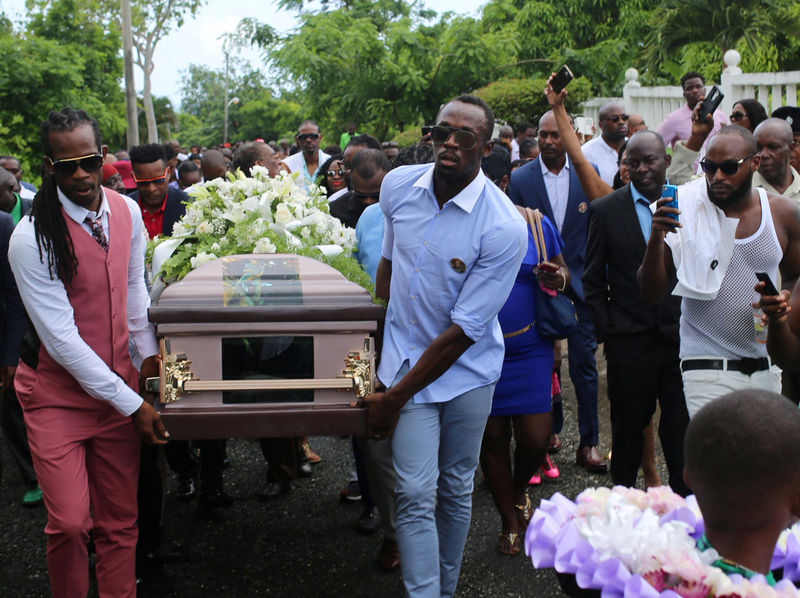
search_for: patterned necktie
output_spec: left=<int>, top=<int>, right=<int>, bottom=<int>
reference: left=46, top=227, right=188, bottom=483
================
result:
left=85, top=216, right=108, bottom=253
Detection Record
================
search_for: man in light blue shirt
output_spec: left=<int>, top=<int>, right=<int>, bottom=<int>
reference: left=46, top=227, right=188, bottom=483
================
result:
left=356, top=95, right=526, bottom=597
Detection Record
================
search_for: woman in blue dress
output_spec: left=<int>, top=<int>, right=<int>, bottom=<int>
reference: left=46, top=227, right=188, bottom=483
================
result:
left=479, top=206, right=569, bottom=555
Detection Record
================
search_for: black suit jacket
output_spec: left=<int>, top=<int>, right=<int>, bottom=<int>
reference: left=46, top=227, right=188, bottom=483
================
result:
left=583, top=184, right=681, bottom=364
left=129, top=186, right=188, bottom=236
left=508, top=157, right=595, bottom=302
left=0, top=211, right=25, bottom=366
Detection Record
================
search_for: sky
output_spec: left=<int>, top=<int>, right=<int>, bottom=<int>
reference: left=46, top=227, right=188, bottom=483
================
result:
left=2, top=0, right=480, bottom=110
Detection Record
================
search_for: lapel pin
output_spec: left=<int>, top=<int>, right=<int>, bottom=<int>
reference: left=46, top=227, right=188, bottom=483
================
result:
left=578, top=202, right=588, bottom=214
left=450, top=258, right=466, bottom=273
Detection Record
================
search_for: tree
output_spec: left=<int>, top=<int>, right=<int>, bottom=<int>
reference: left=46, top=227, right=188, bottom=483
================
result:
left=473, top=77, right=592, bottom=128
left=243, top=1, right=508, bottom=140
left=130, top=0, right=205, bottom=143
left=644, top=0, right=800, bottom=82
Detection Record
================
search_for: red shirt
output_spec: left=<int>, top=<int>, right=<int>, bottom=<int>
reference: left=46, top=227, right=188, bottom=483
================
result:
left=139, top=195, right=167, bottom=239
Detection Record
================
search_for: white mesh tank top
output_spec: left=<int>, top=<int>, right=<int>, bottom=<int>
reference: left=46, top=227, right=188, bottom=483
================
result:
left=679, top=188, right=782, bottom=359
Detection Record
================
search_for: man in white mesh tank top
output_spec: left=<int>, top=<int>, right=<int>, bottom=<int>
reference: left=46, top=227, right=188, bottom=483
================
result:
left=638, top=126, right=800, bottom=417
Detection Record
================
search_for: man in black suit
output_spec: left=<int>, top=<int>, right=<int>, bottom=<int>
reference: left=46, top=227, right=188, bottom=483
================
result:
left=583, top=130, right=689, bottom=495
left=0, top=166, right=39, bottom=506
left=0, top=207, right=28, bottom=502
left=508, top=111, right=607, bottom=472
left=128, top=143, right=187, bottom=239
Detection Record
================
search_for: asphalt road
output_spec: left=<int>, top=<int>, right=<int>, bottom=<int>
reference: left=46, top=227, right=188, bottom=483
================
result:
left=0, top=351, right=668, bottom=597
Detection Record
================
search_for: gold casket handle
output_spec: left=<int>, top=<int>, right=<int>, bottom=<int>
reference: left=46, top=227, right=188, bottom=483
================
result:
left=145, top=337, right=375, bottom=405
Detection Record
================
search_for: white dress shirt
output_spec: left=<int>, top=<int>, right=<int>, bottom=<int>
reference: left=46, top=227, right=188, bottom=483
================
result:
left=8, top=187, right=157, bottom=416
left=540, top=157, right=571, bottom=232
left=510, top=138, right=520, bottom=161
left=581, top=136, right=622, bottom=186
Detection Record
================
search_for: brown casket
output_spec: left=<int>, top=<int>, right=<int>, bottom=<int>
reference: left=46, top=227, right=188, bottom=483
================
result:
left=147, top=254, right=383, bottom=439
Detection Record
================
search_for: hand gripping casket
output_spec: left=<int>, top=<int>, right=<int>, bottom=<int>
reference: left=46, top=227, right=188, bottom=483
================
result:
left=146, top=254, right=383, bottom=439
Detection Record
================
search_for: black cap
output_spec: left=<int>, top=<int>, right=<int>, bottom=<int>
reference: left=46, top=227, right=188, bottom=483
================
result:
left=771, top=106, right=800, bottom=134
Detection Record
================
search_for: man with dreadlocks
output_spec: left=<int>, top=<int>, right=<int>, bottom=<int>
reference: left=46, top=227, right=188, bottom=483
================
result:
left=7, top=107, right=167, bottom=597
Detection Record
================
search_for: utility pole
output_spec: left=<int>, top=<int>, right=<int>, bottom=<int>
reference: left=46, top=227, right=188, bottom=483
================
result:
left=121, top=0, right=139, bottom=148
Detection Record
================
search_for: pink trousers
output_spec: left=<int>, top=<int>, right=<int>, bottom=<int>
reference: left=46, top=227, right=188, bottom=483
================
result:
left=24, top=401, right=140, bottom=598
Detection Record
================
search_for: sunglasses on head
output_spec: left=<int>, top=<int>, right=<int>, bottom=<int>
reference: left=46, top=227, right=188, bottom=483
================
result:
left=603, top=114, right=629, bottom=123
left=422, top=125, right=481, bottom=150
left=48, top=153, right=104, bottom=176
left=699, top=153, right=755, bottom=176
left=133, top=167, right=169, bottom=186
left=327, top=169, right=345, bottom=177
left=296, top=133, right=320, bottom=141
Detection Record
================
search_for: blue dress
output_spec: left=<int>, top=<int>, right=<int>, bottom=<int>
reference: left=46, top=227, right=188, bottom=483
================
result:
left=490, top=215, right=564, bottom=416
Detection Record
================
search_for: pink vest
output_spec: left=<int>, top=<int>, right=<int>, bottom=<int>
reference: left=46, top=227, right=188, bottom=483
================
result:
left=15, top=189, right=138, bottom=411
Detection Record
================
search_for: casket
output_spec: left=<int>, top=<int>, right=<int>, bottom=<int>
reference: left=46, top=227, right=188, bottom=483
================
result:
left=146, top=254, right=383, bottom=439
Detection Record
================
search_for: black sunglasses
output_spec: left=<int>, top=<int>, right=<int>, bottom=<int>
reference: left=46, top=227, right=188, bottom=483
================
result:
left=296, top=133, right=320, bottom=141
left=48, top=153, right=104, bottom=176
left=351, top=190, right=379, bottom=202
left=699, top=153, right=755, bottom=176
left=730, top=112, right=747, bottom=122
left=327, top=169, right=345, bottom=177
left=602, top=114, right=629, bottom=123
left=422, top=125, right=482, bottom=150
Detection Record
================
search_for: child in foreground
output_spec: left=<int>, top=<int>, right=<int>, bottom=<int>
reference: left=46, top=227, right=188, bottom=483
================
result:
left=684, top=389, right=800, bottom=583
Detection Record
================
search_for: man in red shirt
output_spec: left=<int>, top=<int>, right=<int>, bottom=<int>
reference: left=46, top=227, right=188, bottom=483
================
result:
left=128, top=144, right=187, bottom=239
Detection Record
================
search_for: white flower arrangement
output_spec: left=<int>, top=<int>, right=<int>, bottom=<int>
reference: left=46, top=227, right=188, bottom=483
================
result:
left=526, top=486, right=800, bottom=597
left=147, top=168, right=373, bottom=294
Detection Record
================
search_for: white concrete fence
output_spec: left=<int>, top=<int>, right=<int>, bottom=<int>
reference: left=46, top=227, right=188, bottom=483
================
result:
left=580, top=50, right=800, bottom=132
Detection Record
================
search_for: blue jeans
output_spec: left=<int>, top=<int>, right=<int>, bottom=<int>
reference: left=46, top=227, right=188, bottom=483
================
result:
left=391, top=365, right=494, bottom=598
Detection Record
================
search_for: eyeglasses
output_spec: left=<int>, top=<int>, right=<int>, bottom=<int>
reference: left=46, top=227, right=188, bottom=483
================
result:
left=327, top=169, right=345, bottom=177
left=602, top=114, right=629, bottom=123
left=699, top=153, right=755, bottom=176
left=730, top=112, right=747, bottom=122
left=47, top=153, right=104, bottom=176
left=422, top=125, right=482, bottom=150
left=296, top=133, right=320, bottom=141
left=351, top=190, right=380, bottom=203
left=133, top=167, right=169, bottom=186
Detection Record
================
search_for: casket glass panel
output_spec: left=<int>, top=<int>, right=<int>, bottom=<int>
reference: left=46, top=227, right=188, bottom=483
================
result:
left=221, top=336, right=313, bottom=404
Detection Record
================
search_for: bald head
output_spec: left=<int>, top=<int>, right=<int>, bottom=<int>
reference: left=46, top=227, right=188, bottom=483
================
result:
left=755, top=118, right=795, bottom=187
left=598, top=102, right=624, bottom=121
left=201, top=149, right=227, bottom=180
left=754, top=118, right=794, bottom=145
left=685, top=390, right=800, bottom=531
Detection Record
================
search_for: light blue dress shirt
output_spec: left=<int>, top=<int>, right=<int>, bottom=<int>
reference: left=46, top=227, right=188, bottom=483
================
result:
left=630, top=182, right=653, bottom=241
left=354, top=202, right=384, bottom=282
left=378, top=164, right=527, bottom=404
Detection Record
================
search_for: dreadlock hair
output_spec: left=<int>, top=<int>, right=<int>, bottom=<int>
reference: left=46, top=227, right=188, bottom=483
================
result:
left=32, top=107, right=103, bottom=286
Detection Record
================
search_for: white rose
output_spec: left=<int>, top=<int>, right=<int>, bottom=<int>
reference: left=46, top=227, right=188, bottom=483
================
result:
left=274, top=204, right=293, bottom=226
left=253, top=237, right=277, bottom=254
left=190, top=252, right=217, bottom=269
left=196, top=221, right=212, bottom=234
left=210, top=242, right=221, bottom=252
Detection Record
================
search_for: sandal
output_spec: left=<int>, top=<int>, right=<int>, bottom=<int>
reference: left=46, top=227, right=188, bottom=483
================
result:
left=496, top=531, right=522, bottom=556
left=301, top=438, right=321, bottom=463
left=515, top=494, right=533, bottom=529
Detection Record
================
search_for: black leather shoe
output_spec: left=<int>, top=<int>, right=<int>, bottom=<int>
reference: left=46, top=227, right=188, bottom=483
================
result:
left=257, top=480, right=290, bottom=502
left=356, top=506, right=379, bottom=536
left=198, top=487, right=233, bottom=509
left=175, top=477, right=198, bottom=503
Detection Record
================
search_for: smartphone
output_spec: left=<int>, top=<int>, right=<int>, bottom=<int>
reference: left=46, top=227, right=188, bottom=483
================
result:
left=551, top=65, right=574, bottom=94
left=755, top=272, right=780, bottom=296
left=538, top=262, right=559, bottom=273
left=698, top=85, right=724, bottom=123
left=661, top=184, right=679, bottom=222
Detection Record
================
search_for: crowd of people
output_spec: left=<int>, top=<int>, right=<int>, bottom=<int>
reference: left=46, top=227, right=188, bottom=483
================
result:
left=3, top=67, right=800, bottom=598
